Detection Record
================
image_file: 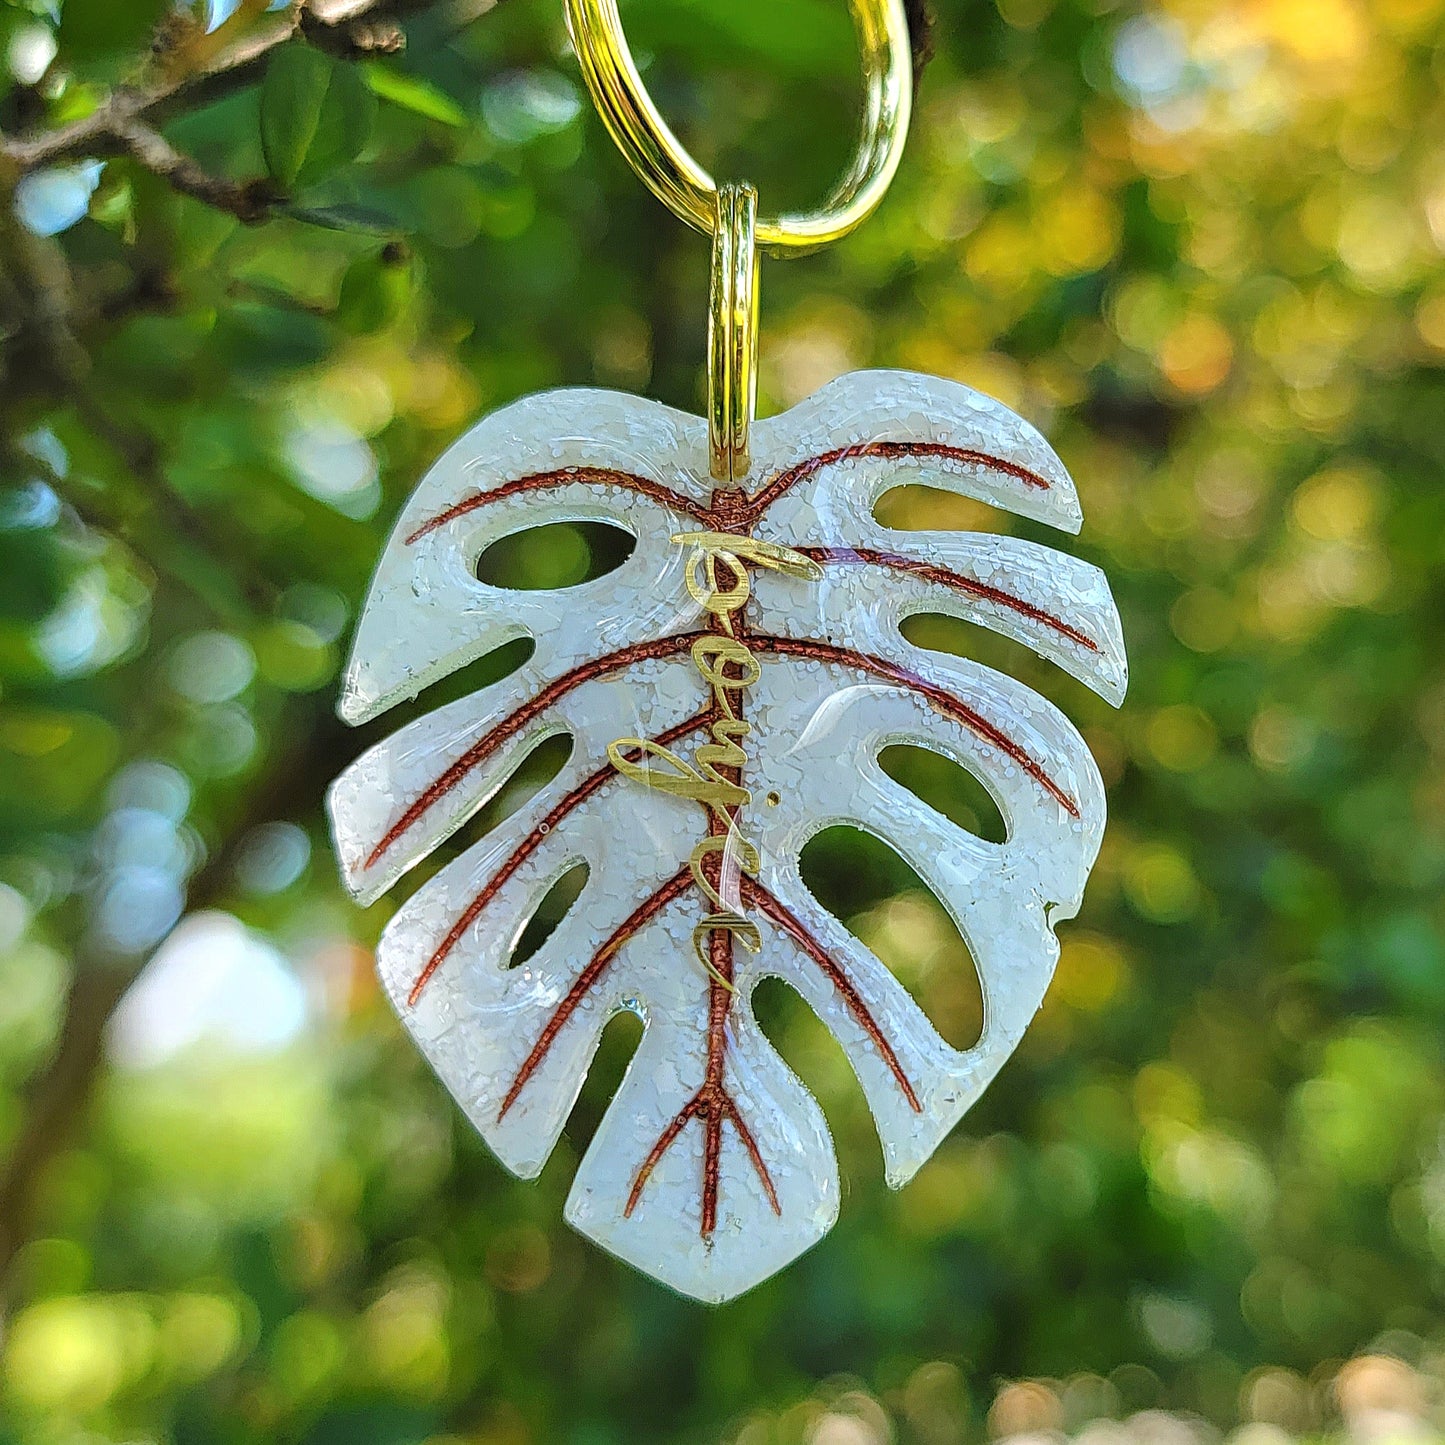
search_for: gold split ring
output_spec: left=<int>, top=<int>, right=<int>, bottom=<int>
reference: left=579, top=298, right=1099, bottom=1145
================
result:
left=562, top=0, right=913, bottom=257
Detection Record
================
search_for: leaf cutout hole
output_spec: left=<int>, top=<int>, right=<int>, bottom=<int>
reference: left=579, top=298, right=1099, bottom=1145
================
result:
left=564, top=1009, right=644, bottom=1157
left=901, top=611, right=1052, bottom=695
left=874, top=484, right=1009, bottom=534
left=450, top=731, right=574, bottom=856
left=749, top=975, right=883, bottom=1189
left=798, top=826, right=983, bottom=1052
left=508, top=861, right=589, bottom=970
left=877, top=743, right=1008, bottom=844
left=384, top=729, right=572, bottom=910
left=374, top=636, right=535, bottom=733
left=475, top=521, right=636, bottom=591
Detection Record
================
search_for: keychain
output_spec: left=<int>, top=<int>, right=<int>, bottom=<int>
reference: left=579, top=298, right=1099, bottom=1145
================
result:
left=328, top=0, right=1126, bottom=1302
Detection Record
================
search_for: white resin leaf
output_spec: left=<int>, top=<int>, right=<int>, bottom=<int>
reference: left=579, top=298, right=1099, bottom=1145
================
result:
left=328, top=370, right=1126, bottom=1302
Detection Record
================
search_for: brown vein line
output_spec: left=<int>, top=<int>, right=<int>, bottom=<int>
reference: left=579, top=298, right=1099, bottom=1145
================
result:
left=622, top=600, right=780, bottom=1235
left=363, top=632, right=706, bottom=870
left=750, top=634, right=1079, bottom=817
left=698, top=1091, right=725, bottom=1238
left=801, top=546, right=1100, bottom=652
left=743, top=877, right=922, bottom=1113
left=622, top=1086, right=781, bottom=1226
left=624, top=1096, right=700, bottom=1217
left=406, top=706, right=718, bottom=1008
left=692, top=649, right=745, bottom=1236
left=405, top=466, right=711, bottom=544
left=721, top=1094, right=782, bottom=1215
left=744, top=440, right=1054, bottom=522
left=497, top=866, right=694, bottom=1120
left=697, top=865, right=734, bottom=1238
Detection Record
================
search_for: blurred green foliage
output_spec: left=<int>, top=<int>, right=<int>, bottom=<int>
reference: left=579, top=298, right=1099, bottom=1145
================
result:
left=2, top=0, right=1445, bottom=1442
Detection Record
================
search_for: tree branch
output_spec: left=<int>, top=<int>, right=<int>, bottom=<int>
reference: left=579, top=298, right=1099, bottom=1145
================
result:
left=0, top=0, right=445, bottom=177
left=0, top=706, right=351, bottom=1296
left=2, top=0, right=924, bottom=182
left=905, top=0, right=936, bottom=82
left=0, top=966, right=132, bottom=1291
left=0, top=200, right=280, bottom=614
left=108, top=116, right=278, bottom=223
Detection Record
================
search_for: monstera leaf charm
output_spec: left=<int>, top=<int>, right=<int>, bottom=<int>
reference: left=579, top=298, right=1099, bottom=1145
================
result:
left=328, top=370, right=1126, bottom=1302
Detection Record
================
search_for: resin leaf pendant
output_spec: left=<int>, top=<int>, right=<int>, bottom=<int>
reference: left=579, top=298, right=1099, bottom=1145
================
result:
left=328, top=369, right=1126, bottom=1302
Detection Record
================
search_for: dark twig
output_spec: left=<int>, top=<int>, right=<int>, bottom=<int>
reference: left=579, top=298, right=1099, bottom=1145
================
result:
left=108, top=117, right=279, bottom=223
left=0, top=192, right=88, bottom=381
left=0, top=967, right=135, bottom=1291
left=905, top=0, right=936, bottom=82
left=0, top=0, right=447, bottom=177
left=0, top=146, right=281, bottom=613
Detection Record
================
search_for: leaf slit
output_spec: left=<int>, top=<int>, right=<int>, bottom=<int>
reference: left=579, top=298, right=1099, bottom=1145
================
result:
left=407, top=705, right=715, bottom=1006
left=877, top=742, right=1008, bottom=845
left=507, top=861, right=589, bottom=970
left=795, top=828, right=983, bottom=1054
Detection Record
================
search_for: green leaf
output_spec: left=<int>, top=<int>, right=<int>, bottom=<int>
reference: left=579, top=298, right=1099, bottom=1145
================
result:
left=212, top=301, right=331, bottom=376
left=0, top=528, right=65, bottom=622
left=277, top=200, right=398, bottom=234
left=58, top=0, right=169, bottom=62
left=335, top=254, right=411, bottom=335
left=260, top=45, right=330, bottom=189
left=363, top=61, right=468, bottom=127
left=625, top=0, right=854, bottom=79
left=260, top=44, right=377, bottom=191
left=303, top=60, right=377, bottom=185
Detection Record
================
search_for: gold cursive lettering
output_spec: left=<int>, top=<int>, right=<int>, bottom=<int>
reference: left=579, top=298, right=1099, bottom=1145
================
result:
left=609, top=530, right=820, bottom=988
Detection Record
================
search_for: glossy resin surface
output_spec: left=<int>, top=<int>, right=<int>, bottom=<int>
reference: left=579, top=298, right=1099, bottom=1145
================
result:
left=328, top=370, right=1126, bottom=1302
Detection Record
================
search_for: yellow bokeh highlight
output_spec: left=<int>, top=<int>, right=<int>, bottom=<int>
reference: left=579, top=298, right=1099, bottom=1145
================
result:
left=1170, top=587, right=1238, bottom=653
left=0, top=710, right=76, bottom=756
left=899, top=1138, right=1012, bottom=1239
left=1146, top=704, right=1220, bottom=772
left=1414, top=292, right=1445, bottom=351
left=157, top=1293, right=245, bottom=1382
left=964, top=212, right=1035, bottom=294
left=270, top=1310, right=347, bottom=1404
left=1134, top=1062, right=1204, bottom=1131
left=1159, top=313, right=1235, bottom=395
left=1243, top=0, right=1370, bottom=67
left=1035, top=185, right=1121, bottom=277
left=1290, top=465, right=1379, bottom=541
left=1054, top=934, right=1129, bottom=1012
left=4, top=1295, right=156, bottom=1413
left=1124, top=843, right=1202, bottom=923
left=359, top=1266, right=451, bottom=1398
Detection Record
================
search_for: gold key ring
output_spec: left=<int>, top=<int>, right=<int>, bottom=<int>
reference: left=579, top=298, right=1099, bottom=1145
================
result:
left=563, top=0, right=913, bottom=257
